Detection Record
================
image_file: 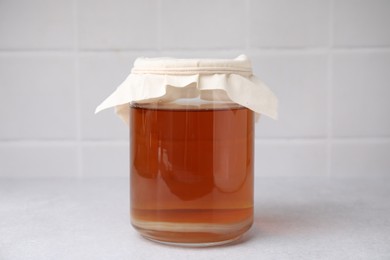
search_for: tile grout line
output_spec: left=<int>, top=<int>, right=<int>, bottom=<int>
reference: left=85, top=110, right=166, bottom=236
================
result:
left=1, top=137, right=390, bottom=145
left=326, top=0, right=335, bottom=179
left=0, top=140, right=129, bottom=146
left=1, top=47, right=390, bottom=55
left=73, top=0, right=83, bottom=179
left=245, top=0, right=251, bottom=51
left=156, top=0, right=162, bottom=55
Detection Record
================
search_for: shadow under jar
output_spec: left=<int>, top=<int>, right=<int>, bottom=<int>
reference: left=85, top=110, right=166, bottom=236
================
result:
left=130, top=100, right=254, bottom=246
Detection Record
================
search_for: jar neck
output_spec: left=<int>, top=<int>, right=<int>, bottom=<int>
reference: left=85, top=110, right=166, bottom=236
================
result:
left=131, top=98, right=242, bottom=111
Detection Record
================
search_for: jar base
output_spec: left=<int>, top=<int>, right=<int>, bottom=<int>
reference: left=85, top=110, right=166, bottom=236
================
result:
left=132, top=217, right=253, bottom=247
left=143, top=234, right=242, bottom=247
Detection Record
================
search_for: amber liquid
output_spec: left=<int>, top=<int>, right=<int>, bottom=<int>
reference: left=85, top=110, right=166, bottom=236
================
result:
left=130, top=104, right=254, bottom=245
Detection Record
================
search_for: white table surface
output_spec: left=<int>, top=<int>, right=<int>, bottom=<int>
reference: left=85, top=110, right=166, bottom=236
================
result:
left=1, top=177, right=389, bottom=260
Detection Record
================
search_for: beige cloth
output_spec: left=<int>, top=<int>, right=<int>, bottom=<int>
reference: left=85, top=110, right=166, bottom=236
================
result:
left=96, top=55, right=278, bottom=124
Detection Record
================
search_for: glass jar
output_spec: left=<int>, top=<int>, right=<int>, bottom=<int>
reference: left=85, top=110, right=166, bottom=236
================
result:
left=95, top=55, right=277, bottom=247
left=130, top=98, right=254, bottom=246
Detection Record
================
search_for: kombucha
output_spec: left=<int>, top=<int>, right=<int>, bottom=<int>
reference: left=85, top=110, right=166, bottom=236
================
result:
left=130, top=102, right=254, bottom=245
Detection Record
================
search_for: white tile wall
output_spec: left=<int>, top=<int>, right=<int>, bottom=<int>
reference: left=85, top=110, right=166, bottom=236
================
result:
left=332, top=52, right=390, bottom=137
left=161, top=0, right=246, bottom=49
left=82, top=143, right=128, bottom=177
left=252, top=54, right=328, bottom=138
left=0, top=0, right=74, bottom=50
left=79, top=53, right=138, bottom=140
left=255, top=140, right=327, bottom=177
left=333, top=0, right=390, bottom=47
left=249, top=0, right=330, bottom=48
left=78, top=0, right=159, bottom=50
left=0, top=143, right=78, bottom=178
left=0, top=0, right=389, bottom=178
left=0, top=54, right=77, bottom=140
